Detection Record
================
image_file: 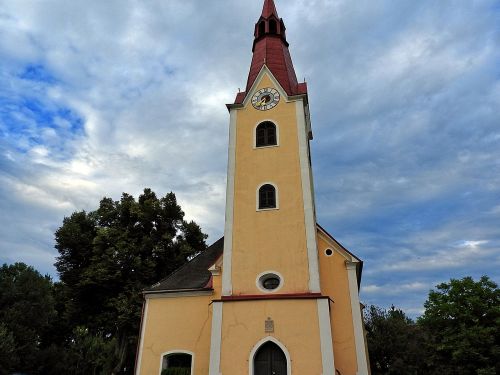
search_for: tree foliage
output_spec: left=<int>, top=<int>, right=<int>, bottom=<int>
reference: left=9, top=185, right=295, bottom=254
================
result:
left=365, top=276, right=500, bottom=375
left=54, top=188, right=207, bottom=373
left=418, top=276, right=500, bottom=375
left=0, top=188, right=206, bottom=375
left=0, top=263, right=55, bottom=374
left=364, top=305, right=429, bottom=375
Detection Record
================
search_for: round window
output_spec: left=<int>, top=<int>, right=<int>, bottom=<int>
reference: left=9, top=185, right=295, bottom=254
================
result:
left=325, top=248, right=333, bottom=256
left=258, top=272, right=283, bottom=292
left=263, top=277, right=280, bottom=290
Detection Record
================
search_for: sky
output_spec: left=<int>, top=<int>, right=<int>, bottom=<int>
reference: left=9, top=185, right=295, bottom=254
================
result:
left=0, top=0, right=499, bottom=317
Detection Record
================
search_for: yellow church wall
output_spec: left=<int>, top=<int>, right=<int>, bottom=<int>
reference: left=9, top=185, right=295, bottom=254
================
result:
left=317, top=232, right=358, bottom=375
left=220, top=299, right=323, bottom=374
left=230, top=73, right=311, bottom=295
left=137, top=294, right=214, bottom=375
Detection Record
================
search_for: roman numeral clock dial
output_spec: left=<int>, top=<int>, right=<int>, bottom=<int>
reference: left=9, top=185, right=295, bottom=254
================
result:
left=251, top=88, right=280, bottom=111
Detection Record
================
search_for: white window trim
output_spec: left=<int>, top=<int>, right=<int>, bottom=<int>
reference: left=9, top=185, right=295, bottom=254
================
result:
left=256, top=182, right=279, bottom=211
left=256, top=270, right=284, bottom=293
left=159, top=350, right=195, bottom=375
left=324, top=248, right=334, bottom=257
left=248, top=336, right=292, bottom=375
left=253, top=119, right=280, bottom=149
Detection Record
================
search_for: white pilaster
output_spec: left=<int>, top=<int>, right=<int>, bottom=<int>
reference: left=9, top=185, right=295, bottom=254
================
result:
left=208, top=301, right=223, bottom=375
left=317, top=298, right=336, bottom=375
left=295, top=100, right=321, bottom=293
left=222, top=109, right=238, bottom=295
left=346, top=261, right=369, bottom=375
left=135, top=299, right=149, bottom=375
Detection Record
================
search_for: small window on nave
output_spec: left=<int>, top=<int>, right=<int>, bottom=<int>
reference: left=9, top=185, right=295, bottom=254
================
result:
left=258, top=184, right=277, bottom=209
left=161, top=352, right=192, bottom=375
left=256, top=121, right=277, bottom=147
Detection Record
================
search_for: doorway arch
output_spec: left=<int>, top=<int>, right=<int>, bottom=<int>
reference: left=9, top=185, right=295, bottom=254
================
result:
left=249, top=336, right=291, bottom=375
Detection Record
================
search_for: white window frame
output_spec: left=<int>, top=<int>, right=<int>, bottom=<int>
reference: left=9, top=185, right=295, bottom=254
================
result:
left=253, top=120, right=280, bottom=149
left=256, top=182, right=279, bottom=211
left=159, top=350, right=195, bottom=375
left=256, top=270, right=284, bottom=293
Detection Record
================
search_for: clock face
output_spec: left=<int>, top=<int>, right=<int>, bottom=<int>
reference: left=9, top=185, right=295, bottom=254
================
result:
left=251, top=88, right=280, bottom=111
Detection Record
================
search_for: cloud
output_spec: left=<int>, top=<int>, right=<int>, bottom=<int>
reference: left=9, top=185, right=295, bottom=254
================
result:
left=0, top=0, right=499, bottom=317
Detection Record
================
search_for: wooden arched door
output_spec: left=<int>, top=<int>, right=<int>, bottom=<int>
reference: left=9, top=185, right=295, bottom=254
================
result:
left=254, top=341, right=287, bottom=375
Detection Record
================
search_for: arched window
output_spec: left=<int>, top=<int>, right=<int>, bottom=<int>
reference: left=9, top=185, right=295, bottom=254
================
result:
left=256, top=121, right=277, bottom=147
left=161, top=352, right=192, bottom=375
left=269, top=19, right=277, bottom=34
left=258, top=21, right=266, bottom=37
left=258, top=184, right=276, bottom=209
left=254, top=341, right=287, bottom=375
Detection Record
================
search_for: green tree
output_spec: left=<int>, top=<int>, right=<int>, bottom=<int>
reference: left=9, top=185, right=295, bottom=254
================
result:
left=364, top=305, right=429, bottom=375
left=418, top=276, right=500, bottom=375
left=0, top=263, right=56, bottom=374
left=0, top=322, right=16, bottom=375
left=54, top=188, right=207, bottom=374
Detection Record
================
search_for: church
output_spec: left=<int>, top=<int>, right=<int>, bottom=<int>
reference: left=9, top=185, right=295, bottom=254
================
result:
left=135, top=1, right=370, bottom=374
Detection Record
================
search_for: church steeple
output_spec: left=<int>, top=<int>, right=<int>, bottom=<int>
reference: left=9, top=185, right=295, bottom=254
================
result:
left=234, top=0, right=307, bottom=104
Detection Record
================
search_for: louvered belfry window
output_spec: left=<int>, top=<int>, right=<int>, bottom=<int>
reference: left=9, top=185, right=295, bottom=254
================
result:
left=256, top=121, right=277, bottom=147
left=259, top=184, right=276, bottom=209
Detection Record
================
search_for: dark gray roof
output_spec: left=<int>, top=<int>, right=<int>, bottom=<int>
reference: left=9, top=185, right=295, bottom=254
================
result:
left=144, top=237, right=224, bottom=293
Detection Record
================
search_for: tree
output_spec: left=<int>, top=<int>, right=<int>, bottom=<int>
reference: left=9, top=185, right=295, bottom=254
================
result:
left=54, top=188, right=207, bottom=373
left=418, top=276, right=500, bottom=375
left=364, top=305, right=429, bottom=375
left=0, top=263, right=56, bottom=374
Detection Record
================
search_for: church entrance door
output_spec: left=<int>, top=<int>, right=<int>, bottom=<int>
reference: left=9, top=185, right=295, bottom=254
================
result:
left=254, top=341, right=287, bottom=375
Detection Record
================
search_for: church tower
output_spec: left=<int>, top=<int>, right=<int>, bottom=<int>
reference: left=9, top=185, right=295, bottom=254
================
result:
left=222, top=0, right=319, bottom=298
left=135, top=1, right=370, bottom=374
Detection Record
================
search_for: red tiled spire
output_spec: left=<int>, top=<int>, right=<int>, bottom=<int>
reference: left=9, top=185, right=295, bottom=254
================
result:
left=234, top=0, right=307, bottom=104
left=261, top=0, right=279, bottom=18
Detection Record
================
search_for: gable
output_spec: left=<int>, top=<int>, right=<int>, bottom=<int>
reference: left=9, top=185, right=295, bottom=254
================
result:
left=316, top=223, right=363, bottom=288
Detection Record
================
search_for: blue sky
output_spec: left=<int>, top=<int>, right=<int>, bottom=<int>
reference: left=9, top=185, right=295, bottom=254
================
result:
left=0, top=0, right=499, bottom=317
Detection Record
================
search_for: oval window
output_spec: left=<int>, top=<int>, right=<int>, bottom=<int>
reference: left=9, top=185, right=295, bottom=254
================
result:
left=258, top=272, right=282, bottom=292
left=263, top=277, right=280, bottom=290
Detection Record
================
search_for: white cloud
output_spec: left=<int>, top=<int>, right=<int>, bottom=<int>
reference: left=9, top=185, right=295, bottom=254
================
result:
left=0, top=0, right=499, bottom=317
